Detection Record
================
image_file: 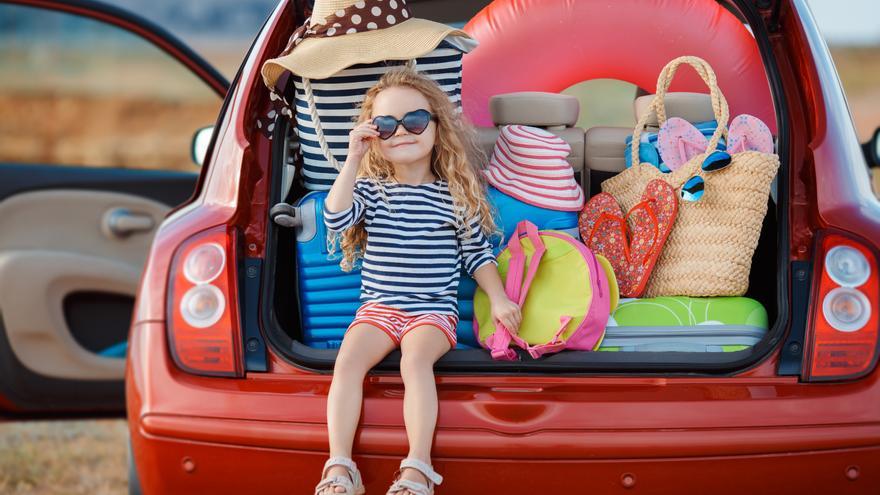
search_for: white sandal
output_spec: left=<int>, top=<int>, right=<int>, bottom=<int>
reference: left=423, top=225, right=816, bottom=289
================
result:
left=386, top=458, right=443, bottom=495
left=314, top=457, right=365, bottom=495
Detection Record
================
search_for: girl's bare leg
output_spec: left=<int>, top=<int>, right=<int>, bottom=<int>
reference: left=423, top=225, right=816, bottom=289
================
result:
left=320, top=324, right=396, bottom=494
left=394, top=326, right=452, bottom=494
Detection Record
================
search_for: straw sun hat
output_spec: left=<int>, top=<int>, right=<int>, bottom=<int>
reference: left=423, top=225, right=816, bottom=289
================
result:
left=261, top=0, right=476, bottom=87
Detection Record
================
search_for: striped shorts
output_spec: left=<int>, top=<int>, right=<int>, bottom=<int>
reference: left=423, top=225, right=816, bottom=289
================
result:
left=346, top=302, right=458, bottom=348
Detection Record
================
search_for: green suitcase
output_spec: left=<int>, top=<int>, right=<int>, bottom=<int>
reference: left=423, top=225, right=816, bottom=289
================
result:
left=598, top=296, right=768, bottom=352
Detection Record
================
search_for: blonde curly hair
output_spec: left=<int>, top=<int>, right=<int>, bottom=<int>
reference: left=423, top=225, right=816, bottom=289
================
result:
left=331, top=67, right=496, bottom=272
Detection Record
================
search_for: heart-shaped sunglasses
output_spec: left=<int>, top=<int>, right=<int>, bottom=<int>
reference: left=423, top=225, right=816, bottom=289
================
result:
left=680, top=150, right=733, bottom=202
left=371, top=109, right=436, bottom=140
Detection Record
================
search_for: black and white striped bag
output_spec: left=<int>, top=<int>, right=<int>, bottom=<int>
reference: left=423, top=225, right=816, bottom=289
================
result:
left=267, top=40, right=468, bottom=191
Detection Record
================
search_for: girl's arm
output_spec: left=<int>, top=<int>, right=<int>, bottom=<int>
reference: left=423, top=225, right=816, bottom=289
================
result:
left=324, top=156, right=360, bottom=215
left=323, top=121, right=378, bottom=232
left=459, top=216, right=522, bottom=333
left=473, top=263, right=522, bottom=333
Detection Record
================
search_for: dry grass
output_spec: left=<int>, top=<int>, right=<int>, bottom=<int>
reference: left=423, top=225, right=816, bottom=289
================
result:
left=829, top=47, right=880, bottom=197
left=0, top=93, right=219, bottom=172
left=0, top=46, right=223, bottom=172
left=0, top=420, right=128, bottom=495
left=830, top=46, right=880, bottom=142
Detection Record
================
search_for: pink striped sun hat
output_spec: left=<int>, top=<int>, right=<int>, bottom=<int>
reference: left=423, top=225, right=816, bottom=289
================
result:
left=485, top=125, right=585, bottom=211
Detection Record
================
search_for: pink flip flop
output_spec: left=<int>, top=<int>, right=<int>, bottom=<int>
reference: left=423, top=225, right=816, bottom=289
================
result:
left=727, top=114, right=774, bottom=154
left=657, top=117, right=711, bottom=171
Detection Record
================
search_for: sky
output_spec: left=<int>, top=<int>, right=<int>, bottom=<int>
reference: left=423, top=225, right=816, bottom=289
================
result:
left=807, top=0, right=880, bottom=45
left=96, top=1, right=880, bottom=47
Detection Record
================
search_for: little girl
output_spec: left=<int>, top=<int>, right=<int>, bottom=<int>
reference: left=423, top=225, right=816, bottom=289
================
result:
left=315, top=68, right=521, bottom=495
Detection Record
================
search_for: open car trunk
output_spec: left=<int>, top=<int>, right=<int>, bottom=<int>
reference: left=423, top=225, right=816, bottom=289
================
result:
left=256, top=0, right=790, bottom=375
left=259, top=116, right=787, bottom=375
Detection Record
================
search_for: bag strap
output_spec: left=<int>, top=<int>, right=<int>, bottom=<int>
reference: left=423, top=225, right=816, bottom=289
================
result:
left=504, top=221, right=546, bottom=305
left=630, top=56, right=730, bottom=168
left=484, top=220, right=546, bottom=361
left=302, top=76, right=343, bottom=172
left=486, top=223, right=579, bottom=360
left=517, top=316, right=573, bottom=359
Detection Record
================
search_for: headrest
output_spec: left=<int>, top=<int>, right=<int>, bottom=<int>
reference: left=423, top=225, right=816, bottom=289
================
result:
left=489, top=92, right=580, bottom=127
left=633, top=92, right=715, bottom=127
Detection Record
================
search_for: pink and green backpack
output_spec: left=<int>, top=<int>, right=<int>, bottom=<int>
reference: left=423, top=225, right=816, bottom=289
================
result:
left=474, top=220, right=619, bottom=360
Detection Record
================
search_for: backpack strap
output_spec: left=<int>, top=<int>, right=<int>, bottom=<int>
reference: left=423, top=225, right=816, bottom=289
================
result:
left=518, top=316, right=573, bottom=359
left=485, top=220, right=546, bottom=361
left=485, top=328, right=518, bottom=360
left=505, top=221, right=572, bottom=359
left=506, top=220, right=547, bottom=305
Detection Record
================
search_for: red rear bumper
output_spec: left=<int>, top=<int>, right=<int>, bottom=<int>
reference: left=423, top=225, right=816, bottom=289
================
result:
left=129, top=427, right=880, bottom=494
left=126, top=322, right=880, bottom=494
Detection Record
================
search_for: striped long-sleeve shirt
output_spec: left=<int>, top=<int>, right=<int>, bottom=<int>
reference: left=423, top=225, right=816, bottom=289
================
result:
left=323, top=178, right=497, bottom=316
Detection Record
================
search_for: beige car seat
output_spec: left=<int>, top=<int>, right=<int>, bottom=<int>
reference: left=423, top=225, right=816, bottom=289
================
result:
left=474, top=92, right=587, bottom=193
left=583, top=92, right=714, bottom=194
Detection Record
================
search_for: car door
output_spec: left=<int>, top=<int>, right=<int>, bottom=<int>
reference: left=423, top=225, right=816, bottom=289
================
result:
left=0, top=0, right=229, bottom=417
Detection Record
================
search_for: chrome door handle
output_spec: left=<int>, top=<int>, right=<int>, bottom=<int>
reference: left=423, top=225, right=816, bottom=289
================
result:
left=102, top=208, right=155, bottom=238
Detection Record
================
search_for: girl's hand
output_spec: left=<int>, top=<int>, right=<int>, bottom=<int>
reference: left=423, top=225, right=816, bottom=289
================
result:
left=491, top=295, right=522, bottom=334
left=347, top=121, right=379, bottom=163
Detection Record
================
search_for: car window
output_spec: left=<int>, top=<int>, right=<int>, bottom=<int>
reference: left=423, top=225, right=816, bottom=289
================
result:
left=106, top=0, right=278, bottom=79
left=0, top=4, right=222, bottom=172
left=808, top=0, right=880, bottom=197
left=809, top=0, right=880, bottom=142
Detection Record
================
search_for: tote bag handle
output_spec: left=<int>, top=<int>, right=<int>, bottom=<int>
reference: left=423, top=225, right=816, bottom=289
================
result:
left=630, top=56, right=730, bottom=166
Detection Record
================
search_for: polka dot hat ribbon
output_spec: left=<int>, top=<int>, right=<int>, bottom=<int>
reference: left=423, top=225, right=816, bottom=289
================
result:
left=280, top=0, right=412, bottom=57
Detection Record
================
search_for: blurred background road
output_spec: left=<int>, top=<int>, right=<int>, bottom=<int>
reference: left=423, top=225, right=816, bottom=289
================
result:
left=0, top=0, right=878, bottom=493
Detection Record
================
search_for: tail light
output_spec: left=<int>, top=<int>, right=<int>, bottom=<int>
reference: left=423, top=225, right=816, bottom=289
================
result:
left=167, top=225, right=243, bottom=377
left=804, top=232, right=879, bottom=381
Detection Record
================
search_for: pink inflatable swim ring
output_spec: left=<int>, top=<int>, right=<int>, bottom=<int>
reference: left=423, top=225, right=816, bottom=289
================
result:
left=461, top=0, right=775, bottom=133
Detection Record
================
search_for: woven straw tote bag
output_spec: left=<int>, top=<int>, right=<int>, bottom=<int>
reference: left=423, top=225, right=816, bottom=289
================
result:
left=601, top=56, right=779, bottom=297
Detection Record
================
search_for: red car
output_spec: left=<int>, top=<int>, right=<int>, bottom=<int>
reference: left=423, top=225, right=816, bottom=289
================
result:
left=2, top=0, right=879, bottom=493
